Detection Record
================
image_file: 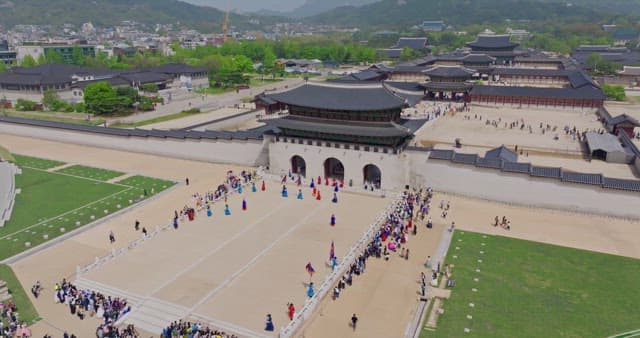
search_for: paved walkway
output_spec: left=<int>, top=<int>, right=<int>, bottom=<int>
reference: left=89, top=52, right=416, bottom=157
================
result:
left=116, top=78, right=303, bottom=124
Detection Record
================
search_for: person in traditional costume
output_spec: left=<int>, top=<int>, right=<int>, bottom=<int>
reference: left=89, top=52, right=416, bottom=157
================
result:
left=297, top=189, right=303, bottom=199
left=265, top=314, right=274, bottom=331
left=252, top=182, right=257, bottom=192
left=281, top=185, right=288, bottom=198
left=332, top=193, right=338, bottom=203
left=206, top=204, right=212, bottom=217
left=224, top=204, right=231, bottom=215
left=307, top=282, right=315, bottom=298
left=242, top=199, right=247, bottom=211
left=330, top=214, right=336, bottom=226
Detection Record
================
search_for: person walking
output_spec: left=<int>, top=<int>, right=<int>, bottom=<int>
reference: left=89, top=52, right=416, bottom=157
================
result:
left=108, top=231, right=115, bottom=244
left=351, top=313, right=358, bottom=331
left=134, top=220, right=140, bottom=231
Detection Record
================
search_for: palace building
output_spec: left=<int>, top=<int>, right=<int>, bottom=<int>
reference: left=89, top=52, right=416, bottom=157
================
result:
left=257, top=82, right=424, bottom=190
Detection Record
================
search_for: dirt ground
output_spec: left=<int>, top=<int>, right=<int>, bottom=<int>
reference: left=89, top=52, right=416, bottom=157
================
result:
left=1, top=134, right=639, bottom=338
left=416, top=105, right=603, bottom=154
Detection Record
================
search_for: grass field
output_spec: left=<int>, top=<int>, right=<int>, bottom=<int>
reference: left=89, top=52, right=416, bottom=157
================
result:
left=0, top=264, right=40, bottom=325
left=424, top=231, right=640, bottom=338
left=55, top=164, right=124, bottom=181
left=0, top=155, right=175, bottom=260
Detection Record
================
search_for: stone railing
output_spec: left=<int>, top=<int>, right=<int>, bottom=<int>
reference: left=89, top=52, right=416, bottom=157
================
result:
left=278, top=194, right=403, bottom=338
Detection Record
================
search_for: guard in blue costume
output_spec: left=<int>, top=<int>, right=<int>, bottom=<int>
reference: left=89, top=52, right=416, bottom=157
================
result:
left=252, top=182, right=257, bottom=192
left=297, top=189, right=303, bottom=200
left=331, top=256, right=338, bottom=271
left=206, top=204, right=212, bottom=217
left=242, top=198, right=247, bottom=211
left=332, top=193, right=338, bottom=204
left=224, top=204, right=231, bottom=215
left=281, top=185, right=288, bottom=198
left=307, top=282, right=315, bottom=298
left=310, top=180, right=315, bottom=189
left=330, top=214, right=336, bottom=226
left=265, top=314, right=274, bottom=332
left=238, top=184, right=243, bottom=194
left=334, top=184, right=339, bottom=193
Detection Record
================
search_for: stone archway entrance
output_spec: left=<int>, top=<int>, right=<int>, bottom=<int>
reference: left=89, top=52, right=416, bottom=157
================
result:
left=323, top=157, right=344, bottom=181
left=291, top=155, right=306, bottom=177
left=363, top=164, right=382, bottom=189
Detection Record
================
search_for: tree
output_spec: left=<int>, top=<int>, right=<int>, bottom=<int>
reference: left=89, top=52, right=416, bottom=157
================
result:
left=400, top=48, right=417, bottom=61
left=71, top=46, right=86, bottom=66
left=602, top=84, right=626, bottom=101
left=0, top=62, right=6, bottom=73
left=42, top=90, right=60, bottom=110
left=84, top=82, right=118, bottom=115
left=587, top=53, right=603, bottom=72
left=20, top=55, right=37, bottom=67
left=142, top=83, right=159, bottom=93
left=262, top=49, right=277, bottom=78
left=44, top=49, right=64, bottom=64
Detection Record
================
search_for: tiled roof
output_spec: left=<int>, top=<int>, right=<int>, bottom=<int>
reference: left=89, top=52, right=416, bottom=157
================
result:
left=266, top=82, right=408, bottom=111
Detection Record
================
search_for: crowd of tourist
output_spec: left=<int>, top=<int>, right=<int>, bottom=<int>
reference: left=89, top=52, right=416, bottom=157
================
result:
left=161, top=321, right=238, bottom=338
left=332, top=187, right=432, bottom=300
left=52, top=278, right=137, bottom=338
left=1, top=299, right=31, bottom=338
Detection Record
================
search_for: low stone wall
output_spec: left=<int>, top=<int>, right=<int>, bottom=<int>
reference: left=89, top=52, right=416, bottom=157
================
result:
left=408, top=151, right=640, bottom=219
left=0, top=120, right=268, bottom=167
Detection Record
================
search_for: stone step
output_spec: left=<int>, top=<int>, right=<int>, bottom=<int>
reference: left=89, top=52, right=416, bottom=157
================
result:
left=73, top=277, right=143, bottom=305
left=123, top=310, right=173, bottom=335
left=123, top=299, right=189, bottom=335
left=189, top=313, right=271, bottom=338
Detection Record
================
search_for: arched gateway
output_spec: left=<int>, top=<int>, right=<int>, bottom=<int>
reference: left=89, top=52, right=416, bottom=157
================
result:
left=363, top=164, right=382, bottom=189
left=291, top=155, right=306, bottom=177
left=324, top=158, right=344, bottom=181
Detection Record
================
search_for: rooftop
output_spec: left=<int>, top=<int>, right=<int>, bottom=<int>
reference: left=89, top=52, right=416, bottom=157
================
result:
left=585, top=132, right=625, bottom=153
left=466, top=34, right=519, bottom=50
left=265, top=82, right=410, bottom=111
left=264, top=115, right=412, bottom=138
left=424, top=65, right=476, bottom=78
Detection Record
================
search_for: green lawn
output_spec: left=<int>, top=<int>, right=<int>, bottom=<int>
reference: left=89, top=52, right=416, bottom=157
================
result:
left=0, top=264, right=40, bottom=325
left=110, top=109, right=202, bottom=128
left=55, top=164, right=124, bottom=181
left=424, top=231, right=640, bottom=338
left=0, top=155, right=175, bottom=260
left=12, top=154, right=65, bottom=170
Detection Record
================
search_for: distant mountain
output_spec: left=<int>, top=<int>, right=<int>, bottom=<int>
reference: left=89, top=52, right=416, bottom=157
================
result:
left=0, top=0, right=274, bottom=31
left=307, top=0, right=612, bottom=29
left=540, top=0, right=640, bottom=16
left=288, top=0, right=380, bottom=18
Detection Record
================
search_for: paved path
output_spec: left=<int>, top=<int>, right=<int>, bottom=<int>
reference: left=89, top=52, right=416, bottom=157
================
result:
left=116, top=78, right=303, bottom=124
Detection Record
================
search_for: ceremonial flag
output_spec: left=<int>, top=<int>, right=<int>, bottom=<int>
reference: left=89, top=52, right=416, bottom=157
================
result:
left=329, top=241, right=335, bottom=260
left=305, top=262, right=315, bottom=277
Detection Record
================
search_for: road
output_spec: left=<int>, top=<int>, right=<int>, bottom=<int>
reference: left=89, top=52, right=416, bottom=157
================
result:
left=114, top=78, right=304, bottom=124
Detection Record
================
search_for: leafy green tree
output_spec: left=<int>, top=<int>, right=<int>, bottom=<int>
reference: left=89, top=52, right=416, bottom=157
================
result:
left=142, top=83, right=159, bottom=93
left=42, top=90, right=60, bottom=110
left=400, top=48, right=417, bottom=61
left=71, top=46, right=86, bottom=66
left=44, top=49, right=64, bottom=64
left=84, top=82, right=119, bottom=115
left=0, top=62, right=6, bottom=73
left=20, top=55, right=37, bottom=67
left=602, top=84, right=626, bottom=101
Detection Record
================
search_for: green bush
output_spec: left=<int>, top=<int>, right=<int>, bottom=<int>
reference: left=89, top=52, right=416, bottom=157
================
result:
left=602, top=84, right=626, bottom=101
left=142, top=83, right=159, bottom=93
left=16, top=99, right=38, bottom=111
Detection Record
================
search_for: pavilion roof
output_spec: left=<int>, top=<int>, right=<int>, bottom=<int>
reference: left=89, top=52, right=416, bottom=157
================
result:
left=265, top=82, right=408, bottom=111
left=264, top=115, right=412, bottom=138
left=466, top=35, right=519, bottom=49
left=423, top=65, right=476, bottom=78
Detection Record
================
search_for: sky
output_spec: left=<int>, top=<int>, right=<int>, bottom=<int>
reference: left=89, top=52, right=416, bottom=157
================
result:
left=182, top=0, right=305, bottom=13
